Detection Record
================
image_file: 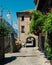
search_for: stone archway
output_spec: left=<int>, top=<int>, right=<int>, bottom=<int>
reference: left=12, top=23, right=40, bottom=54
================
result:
left=26, top=34, right=38, bottom=47
left=26, top=36, right=36, bottom=47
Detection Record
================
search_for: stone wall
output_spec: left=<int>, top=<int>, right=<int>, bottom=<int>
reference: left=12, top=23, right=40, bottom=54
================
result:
left=4, top=33, right=17, bottom=53
left=38, top=33, right=45, bottom=51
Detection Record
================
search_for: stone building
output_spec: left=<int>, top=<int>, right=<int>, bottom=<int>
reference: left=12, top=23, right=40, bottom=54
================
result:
left=0, top=17, right=17, bottom=53
left=16, top=10, right=38, bottom=47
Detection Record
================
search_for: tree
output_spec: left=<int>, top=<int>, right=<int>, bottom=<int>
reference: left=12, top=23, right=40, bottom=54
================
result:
left=43, top=12, right=52, bottom=59
left=43, top=12, right=52, bottom=32
left=30, top=10, right=52, bottom=59
left=30, top=10, right=46, bottom=35
left=0, top=22, right=12, bottom=36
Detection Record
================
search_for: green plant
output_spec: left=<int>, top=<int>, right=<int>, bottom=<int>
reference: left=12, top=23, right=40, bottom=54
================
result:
left=0, top=22, right=12, bottom=36
left=43, top=12, right=52, bottom=59
left=43, top=12, right=52, bottom=32
left=30, top=10, right=52, bottom=59
left=45, top=42, right=52, bottom=59
left=30, top=10, right=46, bottom=35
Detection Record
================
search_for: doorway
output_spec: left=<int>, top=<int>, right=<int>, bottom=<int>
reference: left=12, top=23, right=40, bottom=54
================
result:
left=26, top=36, right=36, bottom=47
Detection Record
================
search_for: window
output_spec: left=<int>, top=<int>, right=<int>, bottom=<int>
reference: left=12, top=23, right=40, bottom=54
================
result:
left=21, top=16, right=24, bottom=21
left=21, top=26, right=25, bottom=33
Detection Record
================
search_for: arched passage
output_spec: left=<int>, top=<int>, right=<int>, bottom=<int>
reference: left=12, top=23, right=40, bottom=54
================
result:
left=26, top=36, right=36, bottom=47
left=26, top=34, right=38, bottom=47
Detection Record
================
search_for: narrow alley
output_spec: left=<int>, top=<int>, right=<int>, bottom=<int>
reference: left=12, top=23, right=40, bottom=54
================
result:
left=3, top=47, right=50, bottom=65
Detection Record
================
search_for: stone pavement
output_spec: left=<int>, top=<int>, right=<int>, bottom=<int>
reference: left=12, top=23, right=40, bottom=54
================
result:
left=3, top=47, right=51, bottom=65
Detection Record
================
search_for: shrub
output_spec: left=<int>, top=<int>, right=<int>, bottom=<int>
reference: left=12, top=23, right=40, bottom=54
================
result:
left=0, top=22, right=12, bottom=36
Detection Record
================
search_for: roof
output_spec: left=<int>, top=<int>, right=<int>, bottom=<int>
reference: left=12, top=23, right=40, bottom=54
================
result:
left=17, top=10, right=33, bottom=13
left=16, top=10, right=34, bottom=17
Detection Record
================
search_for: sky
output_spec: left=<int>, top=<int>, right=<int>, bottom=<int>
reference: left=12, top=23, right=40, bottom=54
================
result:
left=0, top=0, right=36, bottom=30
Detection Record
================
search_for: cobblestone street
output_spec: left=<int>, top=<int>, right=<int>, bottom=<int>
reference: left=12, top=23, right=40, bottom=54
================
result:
left=4, top=47, right=50, bottom=65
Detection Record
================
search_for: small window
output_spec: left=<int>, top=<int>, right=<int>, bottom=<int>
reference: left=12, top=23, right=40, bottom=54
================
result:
left=21, top=26, right=25, bottom=33
left=21, top=16, right=24, bottom=21
left=29, top=16, right=32, bottom=21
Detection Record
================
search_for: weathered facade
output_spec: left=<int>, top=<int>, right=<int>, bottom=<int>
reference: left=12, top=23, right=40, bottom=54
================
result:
left=0, top=17, right=17, bottom=54
left=16, top=11, right=38, bottom=47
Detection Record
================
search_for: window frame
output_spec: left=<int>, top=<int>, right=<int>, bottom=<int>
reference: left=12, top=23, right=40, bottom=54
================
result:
left=21, top=16, right=24, bottom=21
left=21, top=26, right=25, bottom=33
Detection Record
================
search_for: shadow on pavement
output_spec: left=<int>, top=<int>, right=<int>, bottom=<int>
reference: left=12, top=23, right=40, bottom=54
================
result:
left=0, top=56, right=17, bottom=65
